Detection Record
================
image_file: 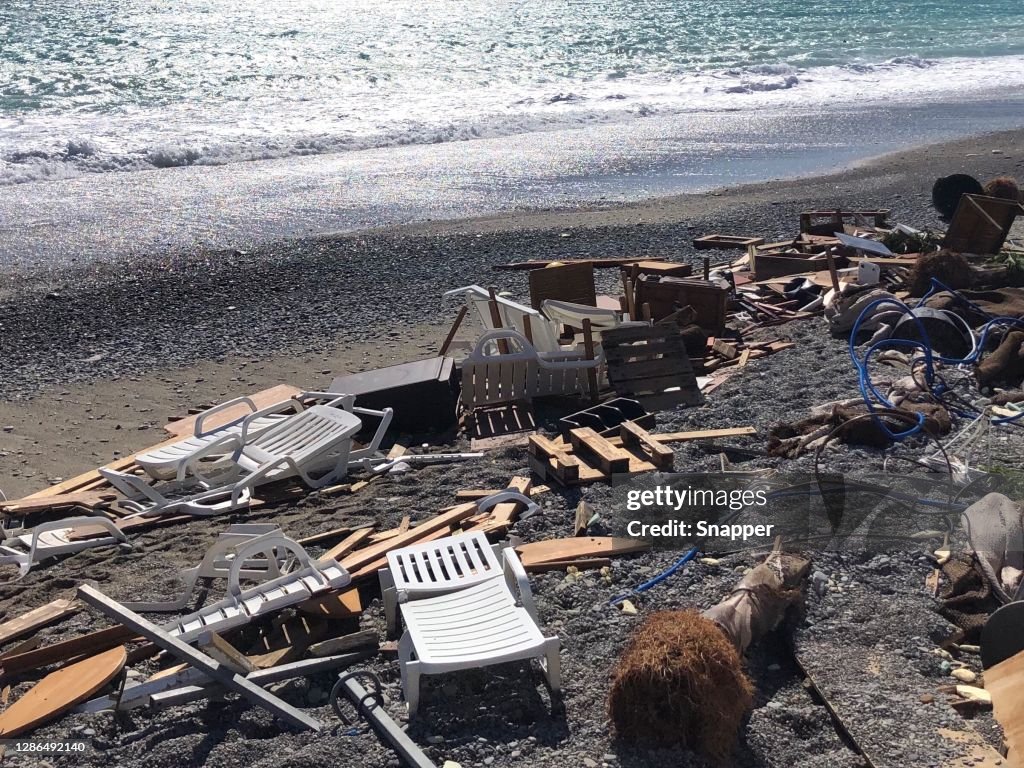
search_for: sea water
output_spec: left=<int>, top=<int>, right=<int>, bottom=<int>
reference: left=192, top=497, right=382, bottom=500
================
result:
left=2, top=0, right=1023, bottom=185
left=0, top=0, right=1022, bottom=265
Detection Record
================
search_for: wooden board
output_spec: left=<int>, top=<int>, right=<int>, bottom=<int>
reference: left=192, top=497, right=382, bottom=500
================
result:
left=163, top=384, right=302, bottom=438
left=0, top=646, right=127, bottom=737
left=297, top=587, right=363, bottom=618
left=528, top=261, right=596, bottom=310
left=514, top=536, right=651, bottom=567
left=322, top=528, right=373, bottom=562
left=984, top=649, right=1024, bottom=765
left=0, top=599, right=79, bottom=647
left=569, top=427, right=632, bottom=474
left=0, top=491, right=118, bottom=517
left=495, top=257, right=652, bottom=271
left=0, top=625, right=138, bottom=678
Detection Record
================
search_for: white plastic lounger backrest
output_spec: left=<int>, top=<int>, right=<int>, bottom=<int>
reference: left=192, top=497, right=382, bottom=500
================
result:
left=242, top=405, right=361, bottom=466
left=387, top=531, right=501, bottom=591
left=461, top=329, right=598, bottom=409
left=444, top=285, right=565, bottom=351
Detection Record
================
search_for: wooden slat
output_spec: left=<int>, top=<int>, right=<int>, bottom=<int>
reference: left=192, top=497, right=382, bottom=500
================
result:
left=525, top=557, right=611, bottom=573
left=985, top=649, right=1024, bottom=764
left=0, top=600, right=79, bottom=647
left=515, top=537, right=650, bottom=567
left=0, top=626, right=139, bottom=679
left=619, top=422, right=675, bottom=469
left=339, top=503, right=479, bottom=575
left=569, top=428, right=631, bottom=475
left=322, top=528, right=373, bottom=562
left=0, top=491, right=118, bottom=517
left=163, top=384, right=301, bottom=439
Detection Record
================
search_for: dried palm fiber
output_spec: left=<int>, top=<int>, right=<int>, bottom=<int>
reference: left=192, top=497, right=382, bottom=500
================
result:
left=608, top=549, right=811, bottom=760
left=907, top=249, right=971, bottom=297
left=983, top=176, right=1021, bottom=202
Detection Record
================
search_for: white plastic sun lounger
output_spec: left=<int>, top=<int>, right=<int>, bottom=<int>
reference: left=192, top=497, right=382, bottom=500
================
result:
left=136, top=391, right=385, bottom=481
left=0, top=516, right=130, bottom=578
left=102, top=403, right=389, bottom=516
left=397, top=541, right=559, bottom=716
left=379, top=493, right=539, bottom=636
left=159, top=535, right=351, bottom=643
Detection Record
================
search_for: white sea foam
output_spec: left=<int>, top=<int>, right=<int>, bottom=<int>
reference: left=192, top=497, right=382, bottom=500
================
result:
left=1, top=54, right=1023, bottom=187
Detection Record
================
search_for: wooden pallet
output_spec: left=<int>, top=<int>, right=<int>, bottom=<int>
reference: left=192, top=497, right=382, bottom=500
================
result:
left=601, top=325, right=704, bottom=411
left=529, top=425, right=673, bottom=485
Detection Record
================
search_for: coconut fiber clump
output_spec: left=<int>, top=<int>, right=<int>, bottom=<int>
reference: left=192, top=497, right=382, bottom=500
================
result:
left=908, top=248, right=971, bottom=296
left=983, top=176, right=1021, bottom=202
left=607, top=610, right=754, bottom=760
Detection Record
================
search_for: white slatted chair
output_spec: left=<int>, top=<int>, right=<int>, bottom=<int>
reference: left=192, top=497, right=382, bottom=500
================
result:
left=379, top=493, right=539, bottom=636
left=0, top=517, right=130, bottom=578
left=397, top=541, right=560, bottom=716
left=160, top=535, right=350, bottom=642
left=460, top=329, right=599, bottom=411
left=443, top=285, right=569, bottom=354
left=102, top=404, right=389, bottom=516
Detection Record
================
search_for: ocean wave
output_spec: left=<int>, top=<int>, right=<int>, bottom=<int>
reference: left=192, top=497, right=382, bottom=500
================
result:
left=2, top=53, right=1022, bottom=187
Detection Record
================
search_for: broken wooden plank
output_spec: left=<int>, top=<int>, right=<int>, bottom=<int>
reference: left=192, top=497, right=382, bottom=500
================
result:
left=322, top=528, right=373, bottom=562
left=524, top=557, right=612, bottom=574
left=77, top=585, right=321, bottom=731
left=515, top=536, right=651, bottom=567
left=197, top=632, right=255, bottom=675
left=0, top=599, right=79, bottom=647
left=0, top=646, right=127, bottom=737
left=297, top=587, right=363, bottom=618
left=163, top=384, right=302, bottom=439
left=619, top=422, right=675, bottom=469
left=307, top=630, right=380, bottom=658
left=569, top=427, right=632, bottom=475
left=339, top=503, right=479, bottom=576
left=574, top=501, right=593, bottom=536
left=984, top=648, right=1024, bottom=764
left=693, top=234, right=765, bottom=251
left=495, top=257, right=651, bottom=271
left=0, top=491, right=118, bottom=517
left=0, top=625, right=139, bottom=679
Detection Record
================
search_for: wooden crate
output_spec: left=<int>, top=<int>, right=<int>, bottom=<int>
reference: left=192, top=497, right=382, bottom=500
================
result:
left=799, top=209, right=890, bottom=234
left=753, top=252, right=829, bottom=280
left=600, top=324, right=704, bottom=411
left=943, top=194, right=1024, bottom=254
left=693, top=234, right=765, bottom=250
left=528, top=261, right=596, bottom=310
left=634, top=276, right=728, bottom=333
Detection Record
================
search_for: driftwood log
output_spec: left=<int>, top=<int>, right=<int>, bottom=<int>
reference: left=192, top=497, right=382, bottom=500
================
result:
left=608, top=546, right=811, bottom=761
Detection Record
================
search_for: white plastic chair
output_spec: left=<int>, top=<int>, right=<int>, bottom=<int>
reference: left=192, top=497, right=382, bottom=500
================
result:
left=102, top=404, right=391, bottom=516
left=379, top=492, right=540, bottom=636
left=0, top=516, right=130, bottom=578
left=443, top=285, right=568, bottom=354
left=397, top=542, right=560, bottom=716
left=460, top=329, right=600, bottom=411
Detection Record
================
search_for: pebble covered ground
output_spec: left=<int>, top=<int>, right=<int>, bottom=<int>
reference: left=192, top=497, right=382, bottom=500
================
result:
left=2, top=134, right=1024, bottom=767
